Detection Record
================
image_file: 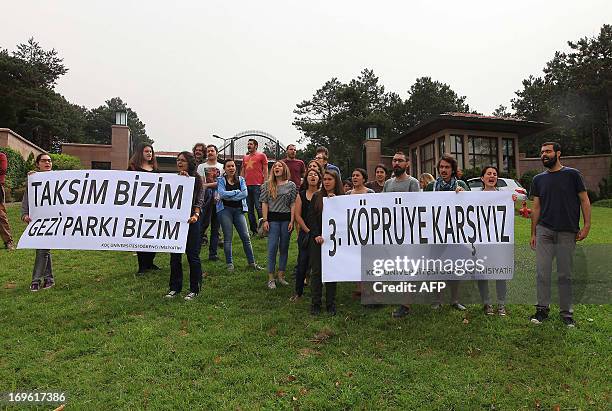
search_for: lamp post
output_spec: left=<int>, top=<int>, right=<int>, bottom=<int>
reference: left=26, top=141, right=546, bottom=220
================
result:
left=115, top=109, right=128, bottom=126
left=212, top=134, right=228, bottom=160
left=365, top=125, right=378, bottom=140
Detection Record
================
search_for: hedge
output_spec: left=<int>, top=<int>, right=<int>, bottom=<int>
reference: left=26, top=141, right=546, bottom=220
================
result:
left=0, top=147, right=26, bottom=191
left=49, top=153, right=82, bottom=170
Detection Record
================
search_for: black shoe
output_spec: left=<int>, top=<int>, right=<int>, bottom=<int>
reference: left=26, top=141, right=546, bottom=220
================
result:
left=529, top=307, right=549, bottom=324
left=137, top=269, right=146, bottom=275
left=561, top=316, right=576, bottom=328
left=392, top=305, right=410, bottom=318
left=208, top=256, right=219, bottom=262
left=310, top=305, right=321, bottom=316
left=326, top=304, right=336, bottom=316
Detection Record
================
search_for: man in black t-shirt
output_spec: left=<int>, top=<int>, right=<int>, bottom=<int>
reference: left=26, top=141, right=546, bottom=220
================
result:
left=529, top=142, right=591, bottom=327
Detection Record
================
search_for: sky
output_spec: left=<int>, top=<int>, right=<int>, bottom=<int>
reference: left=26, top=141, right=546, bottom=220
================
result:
left=2, top=1, right=611, bottom=152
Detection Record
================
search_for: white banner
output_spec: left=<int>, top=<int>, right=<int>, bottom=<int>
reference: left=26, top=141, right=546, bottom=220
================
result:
left=322, top=191, right=515, bottom=282
left=17, top=170, right=194, bottom=253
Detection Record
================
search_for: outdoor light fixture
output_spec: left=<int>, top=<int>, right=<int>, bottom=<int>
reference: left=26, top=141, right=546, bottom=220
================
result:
left=366, top=125, right=378, bottom=139
left=115, top=110, right=128, bottom=126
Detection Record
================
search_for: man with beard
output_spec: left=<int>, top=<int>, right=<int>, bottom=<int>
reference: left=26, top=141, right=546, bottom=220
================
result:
left=193, top=143, right=206, bottom=167
left=383, top=151, right=420, bottom=193
left=424, top=154, right=469, bottom=312
left=383, top=151, right=419, bottom=318
left=529, top=142, right=590, bottom=327
left=241, top=138, right=268, bottom=236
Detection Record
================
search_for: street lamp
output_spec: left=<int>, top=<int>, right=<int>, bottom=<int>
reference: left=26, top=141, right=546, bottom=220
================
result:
left=115, top=110, right=128, bottom=126
left=212, top=134, right=228, bottom=160
left=366, top=125, right=378, bottom=140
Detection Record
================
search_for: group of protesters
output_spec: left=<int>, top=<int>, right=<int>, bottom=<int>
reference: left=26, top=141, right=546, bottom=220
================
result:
left=4, top=137, right=590, bottom=327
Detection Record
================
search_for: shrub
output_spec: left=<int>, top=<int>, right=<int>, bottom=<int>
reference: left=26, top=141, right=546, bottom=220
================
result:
left=50, top=153, right=82, bottom=170
left=519, top=169, right=540, bottom=196
left=592, top=199, right=612, bottom=208
left=0, top=147, right=26, bottom=191
left=597, top=161, right=612, bottom=199
left=460, top=168, right=481, bottom=181
left=587, top=189, right=599, bottom=204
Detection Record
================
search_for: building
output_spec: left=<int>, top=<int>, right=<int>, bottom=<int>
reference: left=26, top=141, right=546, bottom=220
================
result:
left=0, top=128, right=47, bottom=159
left=386, top=113, right=552, bottom=177
left=62, top=124, right=130, bottom=170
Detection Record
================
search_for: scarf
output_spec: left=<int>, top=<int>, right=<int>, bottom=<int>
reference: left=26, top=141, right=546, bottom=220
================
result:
left=434, top=176, right=457, bottom=192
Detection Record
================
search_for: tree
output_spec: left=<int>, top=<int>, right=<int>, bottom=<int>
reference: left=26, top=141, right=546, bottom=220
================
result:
left=403, top=77, right=474, bottom=128
left=294, top=69, right=403, bottom=174
left=12, top=37, right=68, bottom=89
left=492, top=104, right=512, bottom=117
left=83, top=97, right=153, bottom=148
left=512, top=25, right=612, bottom=155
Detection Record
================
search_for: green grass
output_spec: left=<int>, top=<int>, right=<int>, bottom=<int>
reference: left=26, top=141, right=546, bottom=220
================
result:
left=0, top=204, right=611, bottom=409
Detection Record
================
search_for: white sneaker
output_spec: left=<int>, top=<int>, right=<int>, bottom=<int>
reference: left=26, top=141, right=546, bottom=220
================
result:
left=184, top=292, right=198, bottom=301
left=277, top=277, right=289, bottom=286
left=267, top=279, right=276, bottom=289
left=165, top=290, right=178, bottom=298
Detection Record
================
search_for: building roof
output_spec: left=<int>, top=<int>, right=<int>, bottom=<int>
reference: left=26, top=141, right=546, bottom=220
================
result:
left=387, top=112, right=552, bottom=147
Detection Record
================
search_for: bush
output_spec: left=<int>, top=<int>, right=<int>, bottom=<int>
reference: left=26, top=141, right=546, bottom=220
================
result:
left=50, top=153, right=82, bottom=170
left=597, top=161, right=612, bottom=199
left=592, top=199, right=612, bottom=208
left=0, top=147, right=26, bottom=191
left=460, top=167, right=481, bottom=181
left=519, top=169, right=540, bottom=196
left=587, top=189, right=599, bottom=204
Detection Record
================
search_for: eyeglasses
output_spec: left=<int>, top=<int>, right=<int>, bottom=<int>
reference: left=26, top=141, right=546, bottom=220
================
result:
left=39, top=159, right=52, bottom=163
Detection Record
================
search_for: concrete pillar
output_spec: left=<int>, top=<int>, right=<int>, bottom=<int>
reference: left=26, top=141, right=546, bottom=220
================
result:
left=363, top=138, right=382, bottom=182
left=111, top=125, right=130, bottom=170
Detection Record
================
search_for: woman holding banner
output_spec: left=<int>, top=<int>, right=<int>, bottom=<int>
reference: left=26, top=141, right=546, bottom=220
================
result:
left=165, top=152, right=204, bottom=301
left=477, top=166, right=517, bottom=316
left=216, top=159, right=262, bottom=272
left=346, top=168, right=374, bottom=300
left=307, top=169, right=343, bottom=315
left=291, top=168, right=322, bottom=301
left=22, top=154, right=55, bottom=291
left=128, top=143, right=160, bottom=274
left=261, top=161, right=297, bottom=289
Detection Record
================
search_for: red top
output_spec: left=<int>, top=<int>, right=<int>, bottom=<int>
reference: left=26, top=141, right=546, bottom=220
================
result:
left=282, top=158, right=305, bottom=188
left=242, top=151, right=268, bottom=185
left=0, top=152, right=7, bottom=185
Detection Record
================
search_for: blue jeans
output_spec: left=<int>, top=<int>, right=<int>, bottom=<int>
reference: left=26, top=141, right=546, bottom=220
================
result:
left=267, top=220, right=291, bottom=273
left=169, top=219, right=203, bottom=294
left=218, top=206, right=255, bottom=265
left=247, top=185, right=262, bottom=234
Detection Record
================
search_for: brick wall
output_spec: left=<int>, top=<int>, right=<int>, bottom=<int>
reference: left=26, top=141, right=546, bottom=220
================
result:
left=519, top=154, right=611, bottom=193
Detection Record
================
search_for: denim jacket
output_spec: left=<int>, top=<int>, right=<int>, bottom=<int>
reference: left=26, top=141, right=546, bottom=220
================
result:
left=216, top=175, right=248, bottom=213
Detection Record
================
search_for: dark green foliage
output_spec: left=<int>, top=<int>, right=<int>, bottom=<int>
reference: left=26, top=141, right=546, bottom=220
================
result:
left=0, top=38, right=151, bottom=152
left=593, top=198, right=612, bottom=207
left=293, top=70, right=473, bottom=176
left=49, top=153, right=82, bottom=170
left=587, top=189, right=599, bottom=204
left=519, top=169, right=541, bottom=196
left=597, top=160, right=612, bottom=199
left=512, top=25, right=612, bottom=156
left=0, top=147, right=26, bottom=190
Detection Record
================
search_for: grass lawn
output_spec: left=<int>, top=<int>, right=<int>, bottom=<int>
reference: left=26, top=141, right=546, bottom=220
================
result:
left=0, top=203, right=610, bottom=409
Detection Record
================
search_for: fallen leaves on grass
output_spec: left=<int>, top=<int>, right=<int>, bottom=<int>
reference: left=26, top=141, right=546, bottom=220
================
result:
left=267, top=327, right=278, bottom=337
left=462, top=318, right=470, bottom=324
left=179, top=320, right=189, bottom=336
left=298, top=348, right=321, bottom=357
left=309, top=327, right=334, bottom=344
left=3, top=281, right=16, bottom=289
left=213, top=356, right=222, bottom=364
left=276, top=390, right=285, bottom=397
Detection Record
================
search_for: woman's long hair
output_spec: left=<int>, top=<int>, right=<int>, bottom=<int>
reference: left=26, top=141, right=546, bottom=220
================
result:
left=314, top=170, right=343, bottom=213
left=129, top=143, right=158, bottom=171
left=177, top=151, right=202, bottom=195
left=300, top=160, right=325, bottom=191
left=267, top=161, right=290, bottom=200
